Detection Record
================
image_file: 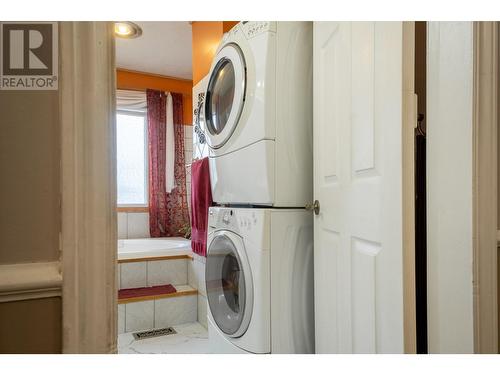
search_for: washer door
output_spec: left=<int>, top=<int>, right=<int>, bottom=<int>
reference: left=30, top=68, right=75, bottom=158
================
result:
left=205, top=230, right=253, bottom=337
left=205, top=43, right=246, bottom=149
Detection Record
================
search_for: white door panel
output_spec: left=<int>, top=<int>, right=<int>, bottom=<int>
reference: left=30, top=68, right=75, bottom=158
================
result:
left=313, top=21, right=413, bottom=354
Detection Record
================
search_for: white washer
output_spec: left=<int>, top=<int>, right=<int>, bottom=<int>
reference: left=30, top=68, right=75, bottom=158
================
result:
left=203, top=22, right=313, bottom=207
left=205, top=206, right=314, bottom=354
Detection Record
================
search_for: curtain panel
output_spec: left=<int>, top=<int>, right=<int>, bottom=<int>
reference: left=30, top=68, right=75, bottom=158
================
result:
left=165, top=93, right=190, bottom=236
left=147, top=89, right=189, bottom=237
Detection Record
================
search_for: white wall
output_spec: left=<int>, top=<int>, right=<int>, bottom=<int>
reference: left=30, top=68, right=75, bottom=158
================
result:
left=427, top=21, right=475, bottom=353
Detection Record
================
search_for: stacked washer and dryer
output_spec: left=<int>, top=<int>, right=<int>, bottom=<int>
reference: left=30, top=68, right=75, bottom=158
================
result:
left=201, top=21, right=314, bottom=354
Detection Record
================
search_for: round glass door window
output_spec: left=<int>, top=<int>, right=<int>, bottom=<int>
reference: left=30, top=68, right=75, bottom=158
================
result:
left=206, top=233, right=248, bottom=336
left=205, top=58, right=236, bottom=136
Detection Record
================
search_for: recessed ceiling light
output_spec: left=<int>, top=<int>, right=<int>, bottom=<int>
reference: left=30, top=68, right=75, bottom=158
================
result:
left=114, top=22, right=142, bottom=39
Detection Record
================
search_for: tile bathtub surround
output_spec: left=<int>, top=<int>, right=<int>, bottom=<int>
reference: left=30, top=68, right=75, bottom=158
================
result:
left=184, top=125, right=193, bottom=160
left=118, top=213, right=128, bottom=239
left=118, top=304, right=125, bottom=334
left=185, top=125, right=193, bottom=213
left=118, top=212, right=150, bottom=239
left=188, top=253, right=207, bottom=297
left=117, top=263, right=121, bottom=290
left=121, top=262, right=147, bottom=289
left=188, top=253, right=208, bottom=328
left=125, top=300, right=154, bottom=333
left=127, top=212, right=150, bottom=238
left=119, top=255, right=197, bottom=333
left=119, top=290, right=198, bottom=333
left=154, top=294, right=197, bottom=329
left=197, top=294, right=208, bottom=329
left=191, top=251, right=206, bottom=265
left=147, top=259, right=188, bottom=287
left=120, top=258, right=189, bottom=290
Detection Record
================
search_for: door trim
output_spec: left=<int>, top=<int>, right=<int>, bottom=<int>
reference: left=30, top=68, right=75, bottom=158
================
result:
left=472, top=21, right=498, bottom=354
left=402, top=21, right=417, bottom=354
left=60, top=22, right=117, bottom=354
left=0, top=262, right=62, bottom=303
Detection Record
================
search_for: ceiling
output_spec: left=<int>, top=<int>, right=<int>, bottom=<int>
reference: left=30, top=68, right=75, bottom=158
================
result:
left=115, top=22, right=192, bottom=80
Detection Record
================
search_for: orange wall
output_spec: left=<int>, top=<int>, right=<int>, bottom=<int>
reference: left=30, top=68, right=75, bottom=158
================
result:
left=116, top=69, right=193, bottom=125
left=223, top=21, right=239, bottom=33
left=191, top=21, right=239, bottom=85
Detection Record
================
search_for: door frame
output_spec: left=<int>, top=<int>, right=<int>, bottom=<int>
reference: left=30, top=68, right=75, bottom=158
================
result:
left=427, top=21, right=498, bottom=354
left=472, top=21, right=498, bottom=354
left=60, top=21, right=117, bottom=353
left=427, top=22, right=476, bottom=353
left=402, top=21, right=417, bottom=354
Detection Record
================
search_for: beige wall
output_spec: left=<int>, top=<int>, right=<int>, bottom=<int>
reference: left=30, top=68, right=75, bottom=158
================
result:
left=497, top=24, right=500, bottom=352
left=0, top=297, right=62, bottom=353
left=498, top=23, right=500, bottom=229
left=0, top=91, right=60, bottom=264
left=0, top=39, right=62, bottom=352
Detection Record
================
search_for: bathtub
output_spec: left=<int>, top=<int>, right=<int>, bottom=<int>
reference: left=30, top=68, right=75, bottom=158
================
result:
left=117, top=237, right=191, bottom=261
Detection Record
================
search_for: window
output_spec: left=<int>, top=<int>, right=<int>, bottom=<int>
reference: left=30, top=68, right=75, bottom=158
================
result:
left=116, top=112, right=148, bottom=206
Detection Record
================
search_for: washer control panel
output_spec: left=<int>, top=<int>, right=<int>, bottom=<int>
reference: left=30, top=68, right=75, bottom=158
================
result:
left=208, top=207, right=270, bottom=250
left=208, top=207, right=259, bottom=232
left=241, top=21, right=276, bottom=39
left=208, top=207, right=239, bottom=232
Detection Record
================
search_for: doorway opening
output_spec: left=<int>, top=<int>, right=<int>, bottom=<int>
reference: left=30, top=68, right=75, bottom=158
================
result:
left=114, top=21, right=207, bottom=354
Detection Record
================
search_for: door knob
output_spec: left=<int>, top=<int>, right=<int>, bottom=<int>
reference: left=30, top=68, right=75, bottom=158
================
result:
left=305, top=200, right=320, bottom=215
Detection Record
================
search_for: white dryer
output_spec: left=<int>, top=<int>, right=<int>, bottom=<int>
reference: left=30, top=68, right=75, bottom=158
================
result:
left=205, top=206, right=314, bottom=354
left=203, top=22, right=313, bottom=207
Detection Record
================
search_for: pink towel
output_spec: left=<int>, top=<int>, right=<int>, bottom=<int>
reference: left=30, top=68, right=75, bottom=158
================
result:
left=190, top=158, right=213, bottom=257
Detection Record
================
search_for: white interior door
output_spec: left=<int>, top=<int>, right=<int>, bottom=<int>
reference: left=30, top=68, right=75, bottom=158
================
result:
left=313, top=21, right=415, bottom=353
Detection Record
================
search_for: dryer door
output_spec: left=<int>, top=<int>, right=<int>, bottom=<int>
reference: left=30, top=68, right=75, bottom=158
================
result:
left=205, top=230, right=253, bottom=337
left=205, top=43, right=246, bottom=149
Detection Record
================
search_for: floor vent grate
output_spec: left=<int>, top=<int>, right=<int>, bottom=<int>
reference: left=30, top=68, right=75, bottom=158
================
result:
left=133, top=327, right=177, bottom=340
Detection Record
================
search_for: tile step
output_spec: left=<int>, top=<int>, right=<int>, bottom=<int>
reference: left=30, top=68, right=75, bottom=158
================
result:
left=118, top=284, right=198, bottom=304
left=119, top=285, right=199, bottom=334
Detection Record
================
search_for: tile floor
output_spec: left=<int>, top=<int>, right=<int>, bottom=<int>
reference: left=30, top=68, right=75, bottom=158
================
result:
left=118, top=322, right=208, bottom=354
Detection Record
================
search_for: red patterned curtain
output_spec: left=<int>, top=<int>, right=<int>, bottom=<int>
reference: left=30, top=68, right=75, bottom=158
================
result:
left=147, top=90, right=189, bottom=237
